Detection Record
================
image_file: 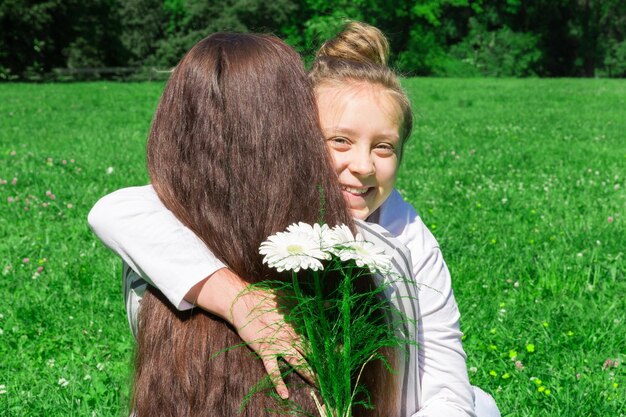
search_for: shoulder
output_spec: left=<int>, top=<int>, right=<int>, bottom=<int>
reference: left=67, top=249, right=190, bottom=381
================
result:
left=89, top=184, right=159, bottom=215
left=97, top=184, right=159, bottom=204
left=354, top=219, right=414, bottom=280
left=376, top=189, right=440, bottom=254
left=88, top=184, right=162, bottom=231
left=354, top=219, right=403, bottom=248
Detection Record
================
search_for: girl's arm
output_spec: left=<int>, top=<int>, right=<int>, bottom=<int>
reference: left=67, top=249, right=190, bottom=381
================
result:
left=88, top=185, right=304, bottom=399
left=411, top=245, right=476, bottom=417
left=88, top=185, right=225, bottom=310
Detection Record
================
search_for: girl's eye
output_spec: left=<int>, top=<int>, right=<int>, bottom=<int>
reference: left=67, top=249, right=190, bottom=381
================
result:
left=326, top=137, right=351, bottom=151
left=374, top=143, right=396, bottom=156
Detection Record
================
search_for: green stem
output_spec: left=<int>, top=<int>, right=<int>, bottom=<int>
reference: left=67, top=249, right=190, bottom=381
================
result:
left=291, top=271, right=332, bottom=410
left=341, top=265, right=353, bottom=417
left=313, top=268, right=336, bottom=413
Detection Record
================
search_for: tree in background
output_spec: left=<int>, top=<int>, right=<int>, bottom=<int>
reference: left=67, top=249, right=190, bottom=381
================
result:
left=1, top=0, right=625, bottom=79
left=64, top=0, right=126, bottom=69
left=443, top=0, right=546, bottom=77
left=0, top=0, right=73, bottom=79
left=118, top=0, right=166, bottom=67
left=448, top=18, right=541, bottom=77
left=393, top=0, right=471, bottom=75
left=572, top=0, right=626, bottom=77
left=138, top=0, right=300, bottom=67
left=0, top=0, right=124, bottom=80
left=450, top=0, right=626, bottom=77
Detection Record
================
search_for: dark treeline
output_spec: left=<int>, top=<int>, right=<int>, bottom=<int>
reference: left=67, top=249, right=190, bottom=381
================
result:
left=1, top=0, right=626, bottom=80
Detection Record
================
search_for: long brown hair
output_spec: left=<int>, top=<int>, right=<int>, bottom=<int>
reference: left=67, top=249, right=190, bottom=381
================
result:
left=133, top=33, right=397, bottom=416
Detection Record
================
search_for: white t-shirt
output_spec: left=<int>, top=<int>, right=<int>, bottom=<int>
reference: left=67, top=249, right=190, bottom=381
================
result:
left=88, top=185, right=476, bottom=417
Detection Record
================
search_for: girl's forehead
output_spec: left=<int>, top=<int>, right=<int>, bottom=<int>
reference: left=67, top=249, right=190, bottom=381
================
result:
left=316, top=83, right=403, bottom=127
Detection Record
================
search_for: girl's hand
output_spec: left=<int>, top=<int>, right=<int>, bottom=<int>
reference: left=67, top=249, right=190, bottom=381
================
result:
left=187, top=268, right=314, bottom=399
left=230, top=286, right=315, bottom=399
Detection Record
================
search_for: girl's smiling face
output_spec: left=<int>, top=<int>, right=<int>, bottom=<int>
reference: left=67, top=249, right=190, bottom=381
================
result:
left=317, top=83, right=403, bottom=220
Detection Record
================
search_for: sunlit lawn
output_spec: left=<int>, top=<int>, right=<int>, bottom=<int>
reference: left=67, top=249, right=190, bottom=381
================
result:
left=1, top=78, right=624, bottom=416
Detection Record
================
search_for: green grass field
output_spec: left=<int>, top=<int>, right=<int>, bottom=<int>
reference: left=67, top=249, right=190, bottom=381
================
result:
left=1, top=79, right=624, bottom=416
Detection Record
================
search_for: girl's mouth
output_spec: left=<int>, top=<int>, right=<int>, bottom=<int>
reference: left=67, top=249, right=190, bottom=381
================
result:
left=341, top=185, right=374, bottom=197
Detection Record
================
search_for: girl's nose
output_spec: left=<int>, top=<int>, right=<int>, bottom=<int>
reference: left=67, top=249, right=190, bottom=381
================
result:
left=348, top=149, right=375, bottom=177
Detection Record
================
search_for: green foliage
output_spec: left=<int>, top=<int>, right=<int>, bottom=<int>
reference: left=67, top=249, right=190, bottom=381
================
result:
left=0, top=0, right=125, bottom=79
left=431, top=56, right=481, bottom=78
left=391, top=0, right=471, bottom=75
left=144, top=0, right=301, bottom=67
left=65, top=0, right=126, bottom=69
left=2, top=0, right=626, bottom=79
left=410, top=0, right=469, bottom=26
left=302, top=13, right=354, bottom=54
left=567, top=0, right=626, bottom=76
left=118, top=0, right=166, bottom=66
left=297, top=0, right=398, bottom=58
left=395, top=25, right=447, bottom=75
left=602, top=40, right=626, bottom=77
left=0, top=0, right=65, bottom=78
left=449, top=18, right=541, bottom=77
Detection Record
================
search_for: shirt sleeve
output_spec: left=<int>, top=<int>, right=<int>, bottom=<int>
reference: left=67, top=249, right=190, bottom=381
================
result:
left=87, top=185, right=226, bottom=310
left=410, top=246, right=475, bottom=417
left=379, top=190, right=476, bottom=417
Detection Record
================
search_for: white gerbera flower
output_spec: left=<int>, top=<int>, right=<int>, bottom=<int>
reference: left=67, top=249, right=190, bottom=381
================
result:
left=260, top=223, right=331, bottom=272
left=325, top=224, right=356, bottom=252
left=286, top=222, right=331, bottom=247
left=335, top=233, right=393, bottom=274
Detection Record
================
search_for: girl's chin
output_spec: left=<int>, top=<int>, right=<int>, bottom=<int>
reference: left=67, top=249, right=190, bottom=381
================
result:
left=347, top=206, right=370, bottom=220
left=342, top=189, right=374, bottom=212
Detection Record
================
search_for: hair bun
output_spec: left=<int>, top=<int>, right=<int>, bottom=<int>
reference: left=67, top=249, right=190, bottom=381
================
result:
left=316, top=21, right=389, bottom=66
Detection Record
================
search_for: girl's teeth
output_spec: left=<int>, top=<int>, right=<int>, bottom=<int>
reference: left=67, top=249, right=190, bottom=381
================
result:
left=343, top=186, right=368, bottom=195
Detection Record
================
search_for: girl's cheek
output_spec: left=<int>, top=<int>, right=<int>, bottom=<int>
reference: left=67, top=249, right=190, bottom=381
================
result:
left=327, top=149, right=345, bottom=173
left=382, top=158, right=400, bottom=184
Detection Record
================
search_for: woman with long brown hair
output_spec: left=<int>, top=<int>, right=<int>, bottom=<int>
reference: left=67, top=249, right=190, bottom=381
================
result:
left=126, top=32, right=398, bottom=416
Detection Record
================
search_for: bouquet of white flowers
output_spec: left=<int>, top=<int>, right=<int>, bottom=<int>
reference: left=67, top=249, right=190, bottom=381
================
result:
left=251, top=222, right=409, bottom=417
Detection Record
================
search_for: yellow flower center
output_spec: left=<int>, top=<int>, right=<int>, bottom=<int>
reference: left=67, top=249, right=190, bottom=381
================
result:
left=354, top=245, right=368, bottom=255
left=286, top=244, right=304, bottom=255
